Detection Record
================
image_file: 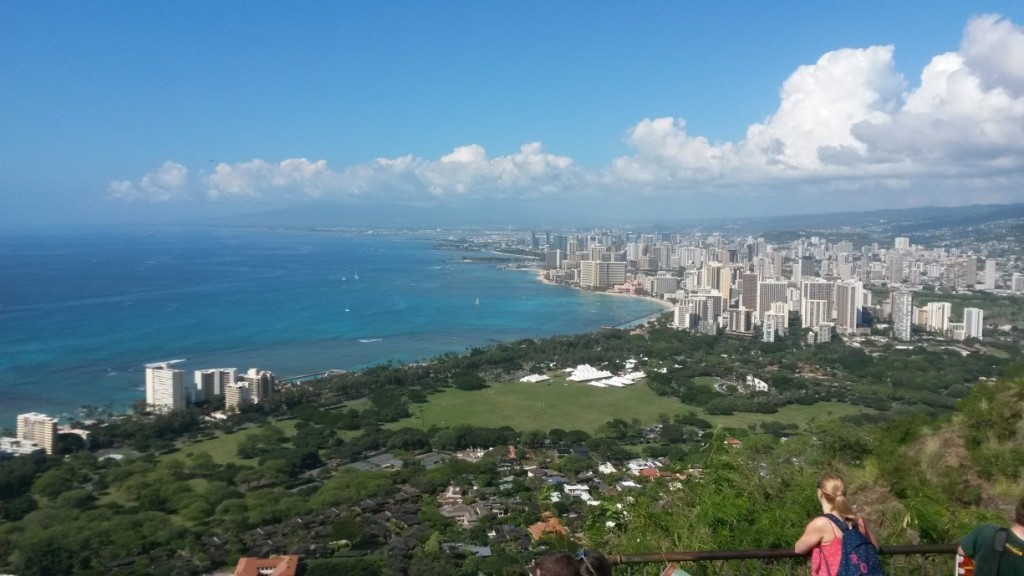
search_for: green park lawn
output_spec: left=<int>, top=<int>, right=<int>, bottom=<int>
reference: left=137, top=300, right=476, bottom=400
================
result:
left=390, top=376, right=874, bottom=434
left=168, top=419, right=299, bottom=464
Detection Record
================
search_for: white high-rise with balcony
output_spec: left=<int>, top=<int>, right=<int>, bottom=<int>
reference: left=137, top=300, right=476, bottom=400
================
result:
left=891, top=291, right=913, bottom=341
left=983, top=259, right=997, bottom=289
left=925, top=302, right=952, bottom=333
left=835, top=280, right=862, bottom=334
left=194, top=368, right=236, bottom=402
left=964, top=308, right=984, bottom=340
left=145, top=361, right=186, bottom=413
left=16, top=412, right=57, bottom=455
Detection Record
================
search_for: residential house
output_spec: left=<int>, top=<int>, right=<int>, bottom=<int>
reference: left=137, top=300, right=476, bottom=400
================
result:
left=528, top=514, right=569, bottom=541
left=233, top=555, right=300, bottom=576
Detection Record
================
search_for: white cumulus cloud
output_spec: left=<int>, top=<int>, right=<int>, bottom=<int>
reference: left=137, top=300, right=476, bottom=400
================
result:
left=107, top=161, right=189, bottom=202
left=109, top=13, right=1024, bottom=207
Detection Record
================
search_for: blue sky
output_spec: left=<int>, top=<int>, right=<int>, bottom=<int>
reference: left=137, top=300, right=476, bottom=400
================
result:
left=2, top=2, right=1024, bottom=227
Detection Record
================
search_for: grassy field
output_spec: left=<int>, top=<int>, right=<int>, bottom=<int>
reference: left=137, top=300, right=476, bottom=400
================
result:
left=168, top=419, right=299, bottom=464
left=389, top=377, right=873, bottom=433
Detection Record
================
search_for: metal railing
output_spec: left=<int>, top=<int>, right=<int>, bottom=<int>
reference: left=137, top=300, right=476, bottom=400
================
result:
left=608, top=544, right=958, bottom=575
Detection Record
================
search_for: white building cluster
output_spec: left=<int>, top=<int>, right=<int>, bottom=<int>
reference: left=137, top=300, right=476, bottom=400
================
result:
left=144, top=360, right=275, bottom=413
left=538, top=229, right=994, bottom=345
left=0, top=412, right=59, bottom=456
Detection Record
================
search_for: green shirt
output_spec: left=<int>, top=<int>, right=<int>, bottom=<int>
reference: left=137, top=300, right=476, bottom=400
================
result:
left=960, top=524, right=1024, bottom=576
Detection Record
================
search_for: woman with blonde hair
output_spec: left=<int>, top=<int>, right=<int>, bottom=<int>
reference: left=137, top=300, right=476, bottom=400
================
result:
left=795, top=472, right=880, bottom=576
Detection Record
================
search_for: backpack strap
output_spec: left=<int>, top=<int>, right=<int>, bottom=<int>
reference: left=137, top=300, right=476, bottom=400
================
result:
left=824, top=513, right=851, bottom=534
left=991, top=528, right=1007, bottom=576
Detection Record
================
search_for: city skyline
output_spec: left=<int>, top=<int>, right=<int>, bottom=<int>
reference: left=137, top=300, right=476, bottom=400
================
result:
left=3, top=2, right=1024, bottom=227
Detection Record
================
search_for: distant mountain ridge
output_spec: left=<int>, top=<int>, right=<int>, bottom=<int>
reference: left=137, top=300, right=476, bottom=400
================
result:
left=186, top=201, right=1024, bottom=235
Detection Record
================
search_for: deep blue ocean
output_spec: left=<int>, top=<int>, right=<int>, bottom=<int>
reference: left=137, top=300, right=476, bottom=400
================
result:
left=0, top=227, right=666, bottom=428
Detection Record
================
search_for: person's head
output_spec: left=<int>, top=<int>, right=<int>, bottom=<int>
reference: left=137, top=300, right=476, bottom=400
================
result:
left=1015, top=497, right=1024, bottom=527
left=817, top=472, right=856, bottom=521
left=576, top=549, right=612, bottom=576
left=530, top=552, right=578, bottom=576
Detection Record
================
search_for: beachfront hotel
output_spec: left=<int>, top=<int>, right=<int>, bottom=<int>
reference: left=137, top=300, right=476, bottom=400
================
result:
left=145, top=360, right=186, bottom=413
left=16, top=412, right=57, bottom=455
left=194, top=368, right=236, bottom=402
left=224, top=368, right=276, bottom=411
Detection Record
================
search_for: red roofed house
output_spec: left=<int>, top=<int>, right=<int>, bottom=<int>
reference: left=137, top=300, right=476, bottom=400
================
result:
left=528, top=513, right=568, bottom=541
left=638, top=467, right=663, bottom=479
left=234, top=555, right=300, bottom=576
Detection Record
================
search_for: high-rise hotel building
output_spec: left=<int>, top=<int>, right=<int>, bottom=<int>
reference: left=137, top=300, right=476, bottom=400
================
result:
left=16, top=412, right=58, bottom=455
left=579, top=261, right=626, bottom=288
left=194, top=368, right=236, bottom=402
left=964, top=308, right=984, bottom=340
left=225, top=368, right=276, bottom=410
left=145, top=361, right=186, bottom=413
left=800, top=278, right=835, bottom=329
left=835, top=280, right=863, bottom=335
left=757, top=280, right=789, bottom=324
left=891, top=290, right=913, bottom=341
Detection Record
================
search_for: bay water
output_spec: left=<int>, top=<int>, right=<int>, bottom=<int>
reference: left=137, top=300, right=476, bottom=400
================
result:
left=0, top=227, right=666, bottom=428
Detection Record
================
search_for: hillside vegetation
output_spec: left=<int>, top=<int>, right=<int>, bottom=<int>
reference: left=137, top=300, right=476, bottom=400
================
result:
left=1, top=326, right=1021, bottom=575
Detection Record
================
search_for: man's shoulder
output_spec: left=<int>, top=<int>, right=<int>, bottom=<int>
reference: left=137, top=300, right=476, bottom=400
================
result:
left=961, top=524, right=1003, bottom=554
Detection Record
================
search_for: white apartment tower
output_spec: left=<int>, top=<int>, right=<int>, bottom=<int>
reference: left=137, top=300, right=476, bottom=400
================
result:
left=802, top=300, right=830, bottom=330
left=702, top=262, right=731, bottom=297
left=983, top=259, right=997, bottom=290
left=790, top=261, right=802, bottom=284
left=758, top=280, right=789, bottom=323
left=145, top=361, right=186, bottom=413
left=241, top=368, right=276, bottom=403
left=964, top=308, right=984, bottom=340
left=762, top=316, right=776, bottom=342
left=925, top=302, right=952, bottom=333
left=1012, top=273, right=1024, bottom=293
left=800, top=279, right=835, bottom=328
left=579, top=261, right=626, bottom=288
left=16, top=412, right=58, bottom=455
left=194, top=368, right=236, bottom=402
left=835, top=281, right=862, bottom=334
left=891, top=291, right=913, bottom=341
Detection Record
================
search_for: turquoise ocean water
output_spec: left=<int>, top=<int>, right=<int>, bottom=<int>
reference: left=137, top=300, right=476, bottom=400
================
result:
left=0, top=227, right=666, bottom=428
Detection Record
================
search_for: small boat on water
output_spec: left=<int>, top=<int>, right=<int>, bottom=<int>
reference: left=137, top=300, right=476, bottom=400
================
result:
left=475, top=297, right=480, bottom=306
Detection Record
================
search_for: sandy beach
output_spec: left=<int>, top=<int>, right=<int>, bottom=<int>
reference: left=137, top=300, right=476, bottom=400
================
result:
left=533, top=268, right=676, bottom=313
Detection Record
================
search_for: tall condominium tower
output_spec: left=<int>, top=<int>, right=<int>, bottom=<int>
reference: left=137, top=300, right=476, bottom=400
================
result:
left=891, top=290, right=913, bottom=341
left=1013, top=273, right=1024, bottom=293
left=579, top=261, right=626, bottom=288
left=800, top=279, right=835, bottom=327
left=925, top=302, right=952, bottom=332
left=757, top=280, right=789, bottom=323
left=964, top=308, right=984, bottom=339
left=145, top=361, right=186, bottom=413
left=983, top=259, right=997, bottom=289
left=835, top=280, right=862, bottom=335
left=241, top=368, right=276, bottom=404
left=194, top=368, right=236, bottom=402
left=16, top=412, right=58, bottom=455
left=740, top=272, right=759, bottom=313
left=790, top=261, right=802, bottom=283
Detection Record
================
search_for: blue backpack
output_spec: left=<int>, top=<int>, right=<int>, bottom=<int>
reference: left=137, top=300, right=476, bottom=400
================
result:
left=824, top=514, right=885, bottom=576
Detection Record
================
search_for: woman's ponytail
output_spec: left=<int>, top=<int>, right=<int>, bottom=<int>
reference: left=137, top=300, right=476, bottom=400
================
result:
left=817, top=472, right=857, bottom=521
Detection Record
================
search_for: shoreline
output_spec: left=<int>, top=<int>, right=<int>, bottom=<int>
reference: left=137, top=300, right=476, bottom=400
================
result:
left=532, top=268, right=676, bottom=314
